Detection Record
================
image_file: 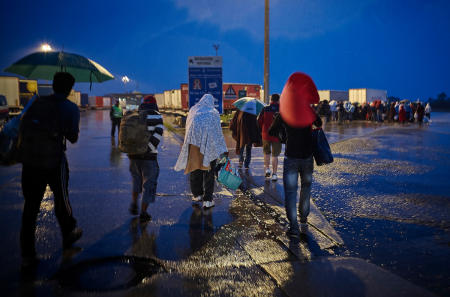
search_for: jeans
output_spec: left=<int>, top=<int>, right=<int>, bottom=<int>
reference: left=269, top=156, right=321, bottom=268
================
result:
left=129, top=159, right=159, bottom=204
left=283, top=156, right=314, bottom=230
left=239, top=144, right=252, bottom=168
left=190, top=160, right=216, bottom=202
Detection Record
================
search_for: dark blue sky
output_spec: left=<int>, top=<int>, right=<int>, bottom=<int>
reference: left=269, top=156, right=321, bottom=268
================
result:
left=1, top=0, right=449, bottom=100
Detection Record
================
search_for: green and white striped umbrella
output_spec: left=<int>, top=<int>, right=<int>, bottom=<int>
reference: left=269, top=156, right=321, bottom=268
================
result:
left=232, top=97, right=266, bottom=115
left=4, top=51, right=114, bottom=83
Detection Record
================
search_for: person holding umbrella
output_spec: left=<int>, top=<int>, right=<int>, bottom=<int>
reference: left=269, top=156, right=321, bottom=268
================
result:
left=229, top=97, right=263, bottom=169
left=19, top=72, right=82, bottom=268
left=269, top=72, right=322, bottom=237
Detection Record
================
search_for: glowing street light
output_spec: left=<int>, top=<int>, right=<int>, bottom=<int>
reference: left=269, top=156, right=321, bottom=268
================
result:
left=41, top=43, right=52, bottom=52
left=122, top=76, right=130, bottom=83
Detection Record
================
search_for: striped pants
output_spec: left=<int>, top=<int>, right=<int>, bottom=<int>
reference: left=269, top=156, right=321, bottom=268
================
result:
left=20, top=155, right=77, bottom=257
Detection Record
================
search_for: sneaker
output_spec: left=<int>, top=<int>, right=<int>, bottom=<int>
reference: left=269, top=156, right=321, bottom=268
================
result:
left=286, top=227, right=300, bottom=238
left=63, top=227, right=83, bottom=249
left=129, top=202, right=138, bottom=215
left=265, top=169, right=271, bottom=178
left=139, top=212, right=152, bottom=222
left=192, top=195, right=202, bottom=202
left=271, top=173, right=278, bottom=181
left=203, top=200, right=215, bottom=209
left=300, top=223, right=309, bottom=234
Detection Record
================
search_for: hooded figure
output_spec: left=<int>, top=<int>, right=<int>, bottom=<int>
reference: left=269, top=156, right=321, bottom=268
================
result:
left=279, top=72, right=320, bottom=128
left=229, top=110, right=261, bottom=168
left=174, top=94, right=227, bottom=208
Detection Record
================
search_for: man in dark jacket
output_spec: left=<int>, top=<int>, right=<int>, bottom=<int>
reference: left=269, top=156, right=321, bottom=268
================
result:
left=128, top=95, right=163, bottom=222
left=230, top=109, right=261, bottom=169
left=258, top=94, right=281, bottom=181
left=20, top=72, right=81, bottom=268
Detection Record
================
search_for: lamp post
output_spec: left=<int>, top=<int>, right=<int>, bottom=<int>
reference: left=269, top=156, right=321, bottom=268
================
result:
left=213, top=44, right=220, bottom=56
left=264, top=0, right=270, bottom=104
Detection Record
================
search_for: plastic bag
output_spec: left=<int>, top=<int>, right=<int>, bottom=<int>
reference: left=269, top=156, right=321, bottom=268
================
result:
left=216, top=156, right=242, bottom=190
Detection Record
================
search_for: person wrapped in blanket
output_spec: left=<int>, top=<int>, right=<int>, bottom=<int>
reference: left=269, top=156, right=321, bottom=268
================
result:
left=174, top=94, right=228, bottom=209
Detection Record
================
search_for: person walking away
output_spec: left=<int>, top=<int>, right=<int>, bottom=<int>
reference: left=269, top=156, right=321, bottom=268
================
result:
left=230, top=108, right=262, bottom=169
left=425, top=103, right=431, bottom=120
left=110, top=100, right=123, bottom=138
left=127, top=95, right=163, bottom=222
left=257, top=94, right=281, bottom=181
left=416, top=102, right=425, bottom=124
left=398, top=104, right=407, bottom=124
left=19, top=72, right=82, bottom=268
left=317, top=100, right=331, bottom=128
left=174, top=94, right=228, bottom=209
left=269, top=72, right=322, bottom=237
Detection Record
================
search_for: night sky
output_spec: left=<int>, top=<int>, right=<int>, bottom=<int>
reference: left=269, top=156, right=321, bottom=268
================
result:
left=1, top=0, right=449, bottom=100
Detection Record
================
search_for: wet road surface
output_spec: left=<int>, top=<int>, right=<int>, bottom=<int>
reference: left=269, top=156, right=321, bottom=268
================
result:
left=0, top=110, right=448, bottom=296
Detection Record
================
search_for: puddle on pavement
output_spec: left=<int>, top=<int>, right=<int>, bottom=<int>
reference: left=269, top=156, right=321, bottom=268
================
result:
left=55, top=256, right=164, bottom=292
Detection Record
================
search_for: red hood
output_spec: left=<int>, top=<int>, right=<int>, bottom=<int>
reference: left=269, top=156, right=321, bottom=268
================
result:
left=280, top=72, right=319, bottom=127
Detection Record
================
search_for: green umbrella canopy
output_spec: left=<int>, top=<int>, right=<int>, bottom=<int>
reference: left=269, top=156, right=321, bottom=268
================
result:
left=4, top=51, right=114, bottom=83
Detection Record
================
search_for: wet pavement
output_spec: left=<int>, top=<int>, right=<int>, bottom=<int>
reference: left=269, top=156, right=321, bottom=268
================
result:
left=0, top=110, right=448, bottom=296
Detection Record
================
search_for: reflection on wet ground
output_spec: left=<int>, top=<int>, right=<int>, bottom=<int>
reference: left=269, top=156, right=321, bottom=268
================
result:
left=0, top=110, right=449, bottom=296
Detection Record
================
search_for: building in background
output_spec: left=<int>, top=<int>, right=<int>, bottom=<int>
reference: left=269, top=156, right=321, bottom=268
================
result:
left=349, top=88, right=387, bottom=104
left=318, top=90, right=348, bottom=102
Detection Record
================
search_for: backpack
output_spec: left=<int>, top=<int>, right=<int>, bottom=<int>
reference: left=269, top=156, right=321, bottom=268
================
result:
left=18, top=96, right=65, bottom=169
left=118, top=111, right=150, bottom=154
left=0, top=96, right=37, bottom=166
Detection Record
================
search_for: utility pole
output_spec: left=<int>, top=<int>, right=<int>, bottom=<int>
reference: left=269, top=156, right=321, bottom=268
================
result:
left=213, top=44, right=220, bottom=56
left=264, top=0, right=270, bottom=104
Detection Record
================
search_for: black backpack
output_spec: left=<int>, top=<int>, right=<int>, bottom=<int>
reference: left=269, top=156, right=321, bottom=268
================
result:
left=18, top=96, right=65, bottom=169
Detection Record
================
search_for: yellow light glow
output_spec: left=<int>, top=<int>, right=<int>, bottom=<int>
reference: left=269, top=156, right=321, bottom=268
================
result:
left=41, top=43, right=52, bottom=52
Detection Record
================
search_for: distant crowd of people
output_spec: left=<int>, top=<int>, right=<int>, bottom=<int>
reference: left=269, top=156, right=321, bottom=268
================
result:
left=315, top=100, right=432, bottom=125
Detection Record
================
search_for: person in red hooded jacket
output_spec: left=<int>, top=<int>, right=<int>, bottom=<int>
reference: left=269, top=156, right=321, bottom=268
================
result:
left=257, top=94, right=281, bottom=181
left=269, top=72, right=322, bottom=237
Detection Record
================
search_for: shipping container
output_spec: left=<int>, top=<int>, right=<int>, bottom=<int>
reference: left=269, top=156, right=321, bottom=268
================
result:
left=154, top=93, right=164, bottom=108
left=19, top=79, right=38, bottom=106
left=38, top=84, right=53, bottom=96
left=163, top=90, right=171, bottom=109
left=103, top=96, right=111, bottom=107
left=170, top=89, right=181, bottom=109
left=222, top=83, right=262, bottom=111
left=88, top=96, right=97, bottom=108
left=95, top=96, right=104, bottom=107
left=318, top=90, right=349, bottom=102
left=80, top=93, right=89, bottom=107
left=68, top=90, right=81, bottom=106
left=0, top=76, right=20, bottom=107
left=349, top=88, right=387, bottom=104
left=181, top=83, right=188, bottom=110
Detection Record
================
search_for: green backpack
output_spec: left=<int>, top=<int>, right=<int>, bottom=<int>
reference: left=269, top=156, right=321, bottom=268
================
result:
left=118, top=111, right=150, bottom=154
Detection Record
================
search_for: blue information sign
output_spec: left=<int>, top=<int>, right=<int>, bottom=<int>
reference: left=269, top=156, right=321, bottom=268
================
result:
left=188, top=56, right=223, bottom=113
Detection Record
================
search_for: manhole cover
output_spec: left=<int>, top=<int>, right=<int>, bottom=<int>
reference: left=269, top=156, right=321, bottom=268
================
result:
left=55, top=256, right=164, bottom=292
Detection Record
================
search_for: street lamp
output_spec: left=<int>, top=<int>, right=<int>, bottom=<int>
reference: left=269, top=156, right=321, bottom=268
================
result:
left=122, top=76, right=130, bottom=84
left=213, top=44, right=220, bottom=56
left=264, top=0, right=270, bottom=104
left=41, top=43, right=52, bottom=52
